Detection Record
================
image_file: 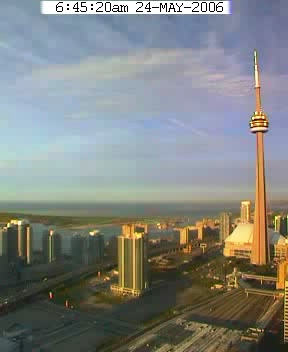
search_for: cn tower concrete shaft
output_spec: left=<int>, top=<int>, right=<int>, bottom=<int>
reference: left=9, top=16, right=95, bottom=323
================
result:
left=250, top=50, right=270, bottom=265
left=251, top=132, right=269, bottom=264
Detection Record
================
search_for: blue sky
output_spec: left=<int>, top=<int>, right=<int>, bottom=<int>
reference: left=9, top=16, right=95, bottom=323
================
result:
left=0, top=0, right=287, bottom=203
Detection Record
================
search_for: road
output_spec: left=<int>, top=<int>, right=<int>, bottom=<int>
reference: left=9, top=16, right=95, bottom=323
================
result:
left=0, top=261, right=116, bottom=309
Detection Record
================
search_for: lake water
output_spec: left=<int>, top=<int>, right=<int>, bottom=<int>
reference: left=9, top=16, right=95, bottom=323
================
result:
left=1, top=201, right=240, bottom=255
left=0, top=201, right=240, bottom=217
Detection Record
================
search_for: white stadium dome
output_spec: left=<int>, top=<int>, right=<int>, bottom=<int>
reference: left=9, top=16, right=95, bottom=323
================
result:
left=225, top=223, right=286, bottom=245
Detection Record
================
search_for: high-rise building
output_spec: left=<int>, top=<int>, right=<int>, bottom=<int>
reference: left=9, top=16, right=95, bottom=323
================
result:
left=267, top=212, right=274, bottom=228
left=88, top=230, right=104, bottom=264
left=106, top=235, right=118, bottom=259
left=274, top=215, right=288, bottom=237
left=179, top=227, right=190, bottom=245
left=250, top=50, right=270, bottom=266
left=241, top=201, right=251, bottom=223
left=6, top=224, right=18, bottom=263
left=0, top=228, right=8, bottom=257
left=111, top=229, right=149, bottom=296
left=71, top=234, right=89, bottom=265
left=9, top=220, right=33, bottom=264
left=284, top=275, right=288, bottom=343
left=42, top=230, right=62, bottom=263
left=219, top=212, right=232, bottom=243
left=276, top=260, right=288, bottom=290
left=0, top=228, right=8, bottom=277
left=274, top=215, right=281, bottom=232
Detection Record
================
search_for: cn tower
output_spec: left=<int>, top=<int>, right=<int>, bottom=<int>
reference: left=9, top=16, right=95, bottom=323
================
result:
left=250, top=50, right=270, bottom=265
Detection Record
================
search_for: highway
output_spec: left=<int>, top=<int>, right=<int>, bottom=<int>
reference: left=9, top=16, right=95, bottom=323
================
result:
left=0, top=261, right=116, bottom=310
left=0, top=242, right=213, bottom=311
left=0, top=242, right=219, bottom=351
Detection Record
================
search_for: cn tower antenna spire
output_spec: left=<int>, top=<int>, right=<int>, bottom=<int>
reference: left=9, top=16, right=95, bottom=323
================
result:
left=254, top=49, right=262, bottom=112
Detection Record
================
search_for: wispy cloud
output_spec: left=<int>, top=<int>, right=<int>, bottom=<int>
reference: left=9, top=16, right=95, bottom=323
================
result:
left=0, top=1, right=287, bottom=201
left=168, top=118, right=209, bottom=137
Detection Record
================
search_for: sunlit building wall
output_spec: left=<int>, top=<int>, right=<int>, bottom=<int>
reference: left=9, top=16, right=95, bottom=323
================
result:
left=180, top=227, right=190, bottom=245
left=284, top=276, right=288, bottom=343
left=224, top=223, right=287, bottom=261
left=219, top=212, right=232, bottom=243
left=42, top=230, right=62, bottom=263
left=240, top=201, right=251, bottom=223
left=277, top=260, right=288, bottom=290
left=9, top=220, right=32, bottom=264
left=0, top=228, right=8, bottom=257
left=112, top=231, right=149, bottom=296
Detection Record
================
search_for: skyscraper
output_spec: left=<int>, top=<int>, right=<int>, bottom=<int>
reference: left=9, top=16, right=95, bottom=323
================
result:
left=42, top=230, right=62, bottom=263
left=250, top=50, right=270, bottom=266
left=71, top=234, right=89, bottom=265
left=240, top=201, right=251, bottom=223
left=88, top=230, right=104, bottom=264
left=0, top=228, right=8, bottom=276
left=219, top=212, right=232, bottom=243
left=9, top=219, right=33, bottom=264
left=6, top=224, right=18, bottom=263
left=112, top=228, right=149, bottom=296
left=179, top=227, right=190, bottom=245
left=0, top=228, right=8, bottom=257
left=274, top=215, right=288, bottom=237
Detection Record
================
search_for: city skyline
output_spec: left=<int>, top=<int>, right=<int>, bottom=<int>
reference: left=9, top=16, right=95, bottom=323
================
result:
left=1, top=1, right=288, bottom=202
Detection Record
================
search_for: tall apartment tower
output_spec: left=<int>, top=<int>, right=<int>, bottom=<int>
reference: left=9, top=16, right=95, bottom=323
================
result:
left=284, top=276, right=288, bottom=343
left=116, top=231, right=148, bottom=296
left=88, top=230, right=104, bottom=264
left=250, top=50, right=270, bottom=266
left=71, top=234, right=89, bottom=265
left=9, top=219, right=33, bottom=264
left=240, top=201, right=251, bottom=223
left=42, top=230, right=62, bottom=263
left=274, top=215, right=281, bottom=232
left=274, top=215, right=288, bottom=237
left=6, top=224, right=18, bottom=263
left=219, top=212, right=232, bottom=243
left=0, top=229, right=7, bottom=257
left=179, top=227, right=190, bottom=245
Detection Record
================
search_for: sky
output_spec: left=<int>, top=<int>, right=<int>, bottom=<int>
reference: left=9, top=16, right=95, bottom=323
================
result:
left=0, top=0, right=288, bottom=203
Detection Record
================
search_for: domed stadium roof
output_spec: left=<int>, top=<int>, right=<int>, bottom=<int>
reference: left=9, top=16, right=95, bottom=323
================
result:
left=225, top=223, right=286, bottom=245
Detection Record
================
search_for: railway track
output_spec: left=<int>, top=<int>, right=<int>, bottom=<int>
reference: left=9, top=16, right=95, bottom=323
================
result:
left=189, top=289, right=274, bottom=328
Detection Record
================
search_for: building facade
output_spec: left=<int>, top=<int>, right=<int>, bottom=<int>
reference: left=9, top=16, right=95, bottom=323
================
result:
left=42, top=230, right=62, bottom=263
left=219, top=212, right=232, bottom=243
left=9, top=220, right=32, bottom=264
left=241, top=201, right=251, bottom=223
left=0, top=228, right=8, bottom=257
left=274, top=215, right=288, bottom=237
left=5, top=224, right=18, bottom=264
left=87, top=231, right=104, bottom=264
left=71, top=234, right=89, bottom=265
left=111, top=230, right=149, bottom=296
left=276, top=260, right=288, bottom=290
left=179, top=227, right=190, bottom=245
left=284, top=276, right=288, bottom=343
left=224, top=223, right=287, bottom=261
